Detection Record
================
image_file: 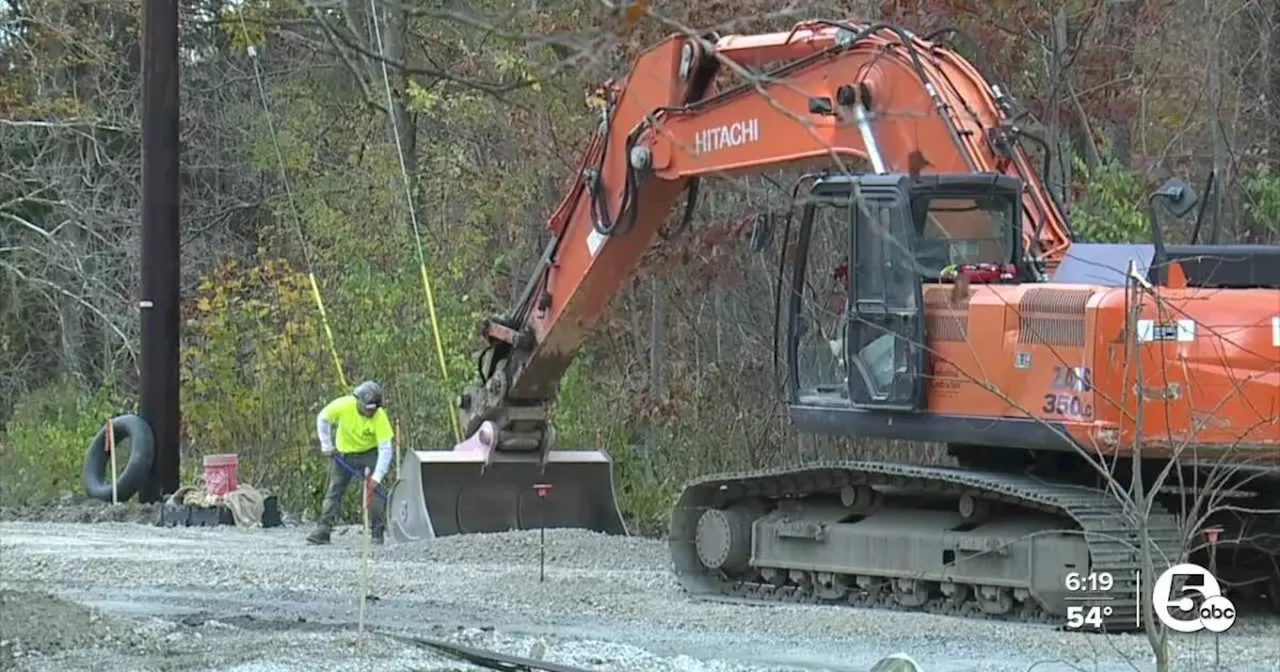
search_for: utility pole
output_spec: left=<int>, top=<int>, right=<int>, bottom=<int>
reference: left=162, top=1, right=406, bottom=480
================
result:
left=138, top=0, right=181, bottom=502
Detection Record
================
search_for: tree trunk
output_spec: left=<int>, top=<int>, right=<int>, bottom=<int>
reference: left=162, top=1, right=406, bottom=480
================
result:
left=1206, top=0, right=1230, bottom=242
left=1101, top=0, right=1146, bottom=166
left=381, top=5, right=416, bottom=182
left=1047, top=8, right=1070, bottom=202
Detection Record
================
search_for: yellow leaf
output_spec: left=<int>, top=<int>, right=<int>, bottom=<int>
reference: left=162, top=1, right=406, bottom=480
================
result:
left=196, top=297, right=212, bottom=312
left=622, top=0, right=648, bottom=25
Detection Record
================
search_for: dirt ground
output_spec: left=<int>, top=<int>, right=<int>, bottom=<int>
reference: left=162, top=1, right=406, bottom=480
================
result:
left=0, top=588, right=487, bottom=671
left=1, top=508, right=1278, bottom=671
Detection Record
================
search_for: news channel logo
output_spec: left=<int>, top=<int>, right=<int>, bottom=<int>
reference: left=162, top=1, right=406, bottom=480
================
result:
left=1152, top=562, right=1237, bottom=633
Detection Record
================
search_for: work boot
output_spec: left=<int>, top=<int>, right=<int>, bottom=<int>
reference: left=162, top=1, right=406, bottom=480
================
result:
left=371, top=530, right=384, bottom=546
left=306, top=527, right=331, bottom=545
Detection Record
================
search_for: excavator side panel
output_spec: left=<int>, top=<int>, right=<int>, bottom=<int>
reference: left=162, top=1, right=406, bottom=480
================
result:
left=387, top=427, right=628, bottom=542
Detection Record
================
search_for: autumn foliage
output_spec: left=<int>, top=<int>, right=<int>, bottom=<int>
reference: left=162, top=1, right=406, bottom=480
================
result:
left=2, top=0, right=1278, bottom=527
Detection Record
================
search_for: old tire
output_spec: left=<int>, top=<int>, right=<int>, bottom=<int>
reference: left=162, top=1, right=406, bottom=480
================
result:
left=82, top=414, right=156, bottom=502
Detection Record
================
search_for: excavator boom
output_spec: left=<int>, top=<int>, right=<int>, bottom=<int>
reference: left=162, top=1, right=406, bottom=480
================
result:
left=388, top=19, right=1075, bottom=542
left=527, top=21, right=1073, bottom=396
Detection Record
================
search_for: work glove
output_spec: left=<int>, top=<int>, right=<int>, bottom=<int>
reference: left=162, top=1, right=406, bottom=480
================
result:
left=320, top=442, right=335, bottom=456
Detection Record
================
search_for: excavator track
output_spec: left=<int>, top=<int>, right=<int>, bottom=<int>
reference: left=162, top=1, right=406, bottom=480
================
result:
left=670, top=461, right=1184, bottom=632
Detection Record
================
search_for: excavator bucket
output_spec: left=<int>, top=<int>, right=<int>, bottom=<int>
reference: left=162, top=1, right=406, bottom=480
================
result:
left=387, top=421, right=629, bottom=542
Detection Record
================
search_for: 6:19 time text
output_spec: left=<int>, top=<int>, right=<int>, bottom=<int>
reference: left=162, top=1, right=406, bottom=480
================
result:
left=1064, top=571, right=1114, bottom=592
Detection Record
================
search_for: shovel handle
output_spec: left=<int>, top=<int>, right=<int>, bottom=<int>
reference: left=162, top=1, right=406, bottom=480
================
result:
left=331, top=453, right=389, bottom=501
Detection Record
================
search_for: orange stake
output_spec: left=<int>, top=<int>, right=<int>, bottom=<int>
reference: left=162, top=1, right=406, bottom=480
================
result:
left=359, top=468, right=372, bottom=635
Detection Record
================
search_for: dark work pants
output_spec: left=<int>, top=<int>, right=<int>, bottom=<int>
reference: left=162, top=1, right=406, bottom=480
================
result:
left=318, top=449, right=385, bottom=536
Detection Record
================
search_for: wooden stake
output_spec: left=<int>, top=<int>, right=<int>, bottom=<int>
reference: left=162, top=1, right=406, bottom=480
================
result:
left=358, top=467, right=372, bottom=636
left=393, top=419, right=401, bottom=480
left=106, top=418, right=118, bottom=505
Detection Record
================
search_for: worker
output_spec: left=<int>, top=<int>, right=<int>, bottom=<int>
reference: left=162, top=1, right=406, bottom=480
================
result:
left=307, top=380, right=394, bottom=546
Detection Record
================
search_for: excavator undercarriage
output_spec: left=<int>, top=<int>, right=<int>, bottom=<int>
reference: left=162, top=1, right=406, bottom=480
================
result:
left=671, top=462, right=1183, bottom=630
left=673, top=452, right=1280, bottom=630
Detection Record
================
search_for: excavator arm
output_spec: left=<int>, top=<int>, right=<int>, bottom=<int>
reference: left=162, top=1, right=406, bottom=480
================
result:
left=467, top=21, right=1071, bottom=444
left=388, top=20, right=1075, bottom=541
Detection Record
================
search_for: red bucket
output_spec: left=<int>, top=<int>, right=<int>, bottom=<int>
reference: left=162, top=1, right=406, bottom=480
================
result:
left=203, top=454, right=239, bottom=496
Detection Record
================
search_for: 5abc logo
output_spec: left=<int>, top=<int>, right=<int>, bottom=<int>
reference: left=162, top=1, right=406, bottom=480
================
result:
left=1152, top=563, right=1237, bottom=633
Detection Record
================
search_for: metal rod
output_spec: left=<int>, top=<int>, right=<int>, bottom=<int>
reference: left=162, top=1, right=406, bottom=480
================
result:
left=139, top=0, right=181, bottom=502
left=360, top=468, right=371, bottom=636
left=379, top=630, right=597, bottom=672
left=853, top=103, right=887, bottom=174
left=539, top=495, right=546, bottom=582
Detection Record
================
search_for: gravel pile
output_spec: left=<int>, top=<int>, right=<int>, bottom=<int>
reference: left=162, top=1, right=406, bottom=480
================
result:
left=0, top=590, right=151, bottom=667
left=2, top=521, right=1279, bottom=671
left=0, top=493, right=163, bottom=524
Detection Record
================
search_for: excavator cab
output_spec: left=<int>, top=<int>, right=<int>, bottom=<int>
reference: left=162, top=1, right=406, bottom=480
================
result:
left=786, top=172, right=1026, bottom=415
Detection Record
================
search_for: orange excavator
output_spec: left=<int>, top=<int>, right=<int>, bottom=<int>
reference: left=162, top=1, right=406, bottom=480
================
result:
left=389, top=19, right=1280, bottom=628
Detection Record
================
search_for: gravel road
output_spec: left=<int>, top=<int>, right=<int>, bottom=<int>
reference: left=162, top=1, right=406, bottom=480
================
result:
left=1, top=517, right=1278, bottom=672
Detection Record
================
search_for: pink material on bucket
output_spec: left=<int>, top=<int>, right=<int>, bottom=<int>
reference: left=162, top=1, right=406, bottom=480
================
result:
left=203, top=454, right=239, bottom=496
